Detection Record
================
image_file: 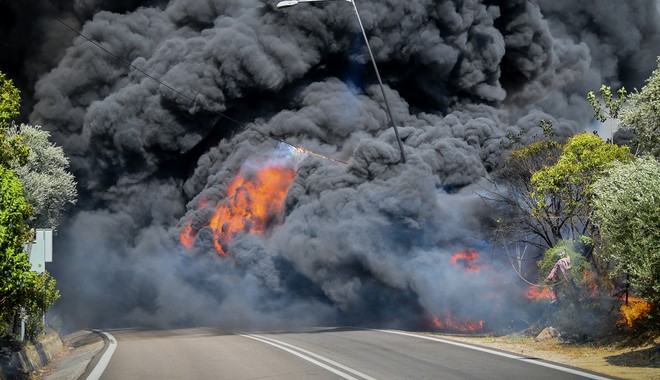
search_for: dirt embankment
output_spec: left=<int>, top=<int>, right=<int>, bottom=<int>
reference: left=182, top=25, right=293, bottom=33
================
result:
left=435, top=333, right=660, bottom=380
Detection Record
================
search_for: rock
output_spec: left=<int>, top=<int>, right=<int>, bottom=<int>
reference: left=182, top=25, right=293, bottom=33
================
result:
left=535, top=327, right=560, bottom=341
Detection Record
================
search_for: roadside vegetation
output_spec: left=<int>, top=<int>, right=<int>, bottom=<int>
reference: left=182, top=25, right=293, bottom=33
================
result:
left=0, top=71, right=77, bottom=349
left=486, top=56, right=660, bottom=341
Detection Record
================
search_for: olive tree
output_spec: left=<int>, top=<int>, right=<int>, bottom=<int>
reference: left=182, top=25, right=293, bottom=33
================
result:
left=6, top=124, right=77, bottom=230
left=620, top=57, right=660, bottom=158
left=592, top=156, right=660, bottom=303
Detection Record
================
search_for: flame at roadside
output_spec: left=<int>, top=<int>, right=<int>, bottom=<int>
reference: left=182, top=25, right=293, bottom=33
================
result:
left=619, top=296, right=652, bottom=328
left=428, top=248, right=486, bottom=333
left=451, top=249, right=481, bottom=273
left=582, top=269, right=601, bottom=298
left=431, top=311, right=485, bottom=332
left=525, top=286, right=555, bottom=301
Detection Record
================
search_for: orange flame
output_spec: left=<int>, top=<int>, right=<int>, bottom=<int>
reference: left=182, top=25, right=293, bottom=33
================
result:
left=432, top=310, right=484, bottom=332
left=619, top=296, right=652, bottom=328
left=450, top=249, right=481, bottom=273
left=582, top=269, right=600, bottom=298
left=180, top=163, right=296, bottom=256
left=524, top=285, right=555, bottom=301
left=180, top=221, right=195, bottom=250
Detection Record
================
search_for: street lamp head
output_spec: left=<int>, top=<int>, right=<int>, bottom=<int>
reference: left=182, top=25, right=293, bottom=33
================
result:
left=277, top=0, right=352, bottom=7
left=276, top=0, right=299, bottom=8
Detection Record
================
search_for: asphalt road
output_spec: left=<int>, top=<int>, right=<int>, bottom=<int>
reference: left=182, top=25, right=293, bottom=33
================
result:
left=98, top=327, right=611, bottom=380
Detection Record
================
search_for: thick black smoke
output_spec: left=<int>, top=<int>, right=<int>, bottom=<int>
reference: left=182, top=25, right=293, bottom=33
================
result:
left=6, top=0, right=659, bottom=331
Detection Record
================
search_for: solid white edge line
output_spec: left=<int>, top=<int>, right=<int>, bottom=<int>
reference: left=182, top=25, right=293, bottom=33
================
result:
left=241, top=334, right=360, bottom=380
left=377, top=329, right=612, bottom=380
left=85, top=331, right=117, bottom=380
left=250, top=334, right=378, bottom=380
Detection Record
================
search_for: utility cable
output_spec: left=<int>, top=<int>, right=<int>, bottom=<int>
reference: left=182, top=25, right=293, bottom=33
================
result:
left=53, top=17, right=348, bottom=165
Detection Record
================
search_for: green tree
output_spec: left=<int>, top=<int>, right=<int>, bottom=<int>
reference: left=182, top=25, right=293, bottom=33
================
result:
left=484, top=121, right=562, bottom=250
left=592, top=156, right=660, bottom=303
left=6, top=124, right=77, bottom=230
left=530, top=133, right=632, bottom=267
left=22, top=272, right=60, bottom=340
left=0, top=166, right=35, bottom=329
left=587, top=85, right=628, bottom=123
left=488, top=139, right=562, bottom=249
left=620, top=57, right=660, bottom=158
left=0, top=72, right=61, bottom=339
left=0, top=71, right=28, bottom=169
left=0, top=71, right=20, bottom=128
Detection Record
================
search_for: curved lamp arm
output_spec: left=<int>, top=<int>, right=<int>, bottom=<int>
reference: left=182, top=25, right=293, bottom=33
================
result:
left=276, top=0, right=406, bottom=163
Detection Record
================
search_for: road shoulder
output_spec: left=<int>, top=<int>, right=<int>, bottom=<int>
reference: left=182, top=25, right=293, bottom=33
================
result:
left=431, top=333, right=660, bottom=380
left=33, top=330, right=105, bottom=380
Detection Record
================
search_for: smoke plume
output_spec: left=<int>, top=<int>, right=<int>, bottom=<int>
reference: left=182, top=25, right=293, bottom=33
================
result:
left=3, top=0, right=658, bottom=330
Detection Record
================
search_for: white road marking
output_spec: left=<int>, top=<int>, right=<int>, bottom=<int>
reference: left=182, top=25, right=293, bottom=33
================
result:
left=378, top=329, right=613, bottom=380
left=85, top=330, right=117, bottom=380
left=241, top=334, right=376, bottom=380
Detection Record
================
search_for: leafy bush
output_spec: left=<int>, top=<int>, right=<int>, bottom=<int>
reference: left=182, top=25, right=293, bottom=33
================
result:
left=538, top=240, right=589, bottom=286
left=592, top=156, right=660, bottom=304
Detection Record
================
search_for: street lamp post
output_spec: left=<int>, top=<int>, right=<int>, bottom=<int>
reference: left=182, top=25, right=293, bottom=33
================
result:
left=277, top=0, right=406, bottom=163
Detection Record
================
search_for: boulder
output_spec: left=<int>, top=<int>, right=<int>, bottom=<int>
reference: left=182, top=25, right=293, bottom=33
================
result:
left=535, top=326, right=560, bottom=341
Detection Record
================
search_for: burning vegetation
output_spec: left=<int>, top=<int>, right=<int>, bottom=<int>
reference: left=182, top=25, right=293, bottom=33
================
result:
left=431, top=312, right=484, bottom=333
left=525, top=286, right=555, bottom=301
left=450, top=249, right=481, bottom=273
left=180, top=158, right=297, bottom=256
left=424, top=250, right=487, bottom=332
left=619, top=297, right=653, bottom=328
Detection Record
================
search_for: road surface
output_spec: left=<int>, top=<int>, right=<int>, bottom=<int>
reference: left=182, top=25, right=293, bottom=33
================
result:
left=98, top=327, right=611, bottom=379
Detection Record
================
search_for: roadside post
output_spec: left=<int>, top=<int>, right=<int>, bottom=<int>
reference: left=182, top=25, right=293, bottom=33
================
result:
left=22, top=229, right=53, bottom=341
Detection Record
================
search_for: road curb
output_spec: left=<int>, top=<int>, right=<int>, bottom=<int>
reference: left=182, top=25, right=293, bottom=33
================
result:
left=80, top=330, right=116, bottom=380
left=1, top=329, right=64, bottom=379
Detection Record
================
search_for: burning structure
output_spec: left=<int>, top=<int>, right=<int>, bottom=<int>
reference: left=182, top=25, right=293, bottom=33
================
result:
left=2, top=0, right=659, bottom=331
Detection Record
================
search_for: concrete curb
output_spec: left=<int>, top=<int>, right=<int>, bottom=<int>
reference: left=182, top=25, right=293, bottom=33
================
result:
left=35, top=329, right=106, bottom=380
left=76, top=330, right=109, bottom=380
left=0, top=330, right=64, bottom=379
left=82, top=331, right=116, bottom=380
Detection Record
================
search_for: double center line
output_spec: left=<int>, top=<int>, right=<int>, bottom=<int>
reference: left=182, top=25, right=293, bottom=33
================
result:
left=241, top=334, right=377, bottom=380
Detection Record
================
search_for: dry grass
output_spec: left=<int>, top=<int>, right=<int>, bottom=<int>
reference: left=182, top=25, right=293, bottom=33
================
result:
left=432, top=332, right=660, bottom=380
